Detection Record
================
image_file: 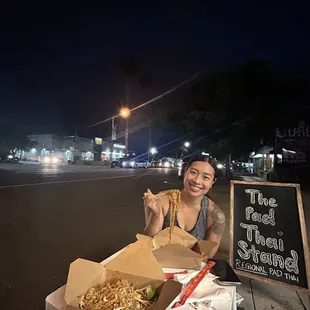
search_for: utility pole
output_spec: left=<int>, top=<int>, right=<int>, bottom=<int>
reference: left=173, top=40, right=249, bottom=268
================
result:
left=126, top=80, right=130, bottom=110
left=125, top=81, right=130, bottom=156
left=111, top=117, right=116, bottom=161
left=73, top=125, right=78, bottom=150
left=148, top=117, right=152, bottom=162
left=125, top=119, right=129, bottom=156
left=71, top=125, right=77, bottom=162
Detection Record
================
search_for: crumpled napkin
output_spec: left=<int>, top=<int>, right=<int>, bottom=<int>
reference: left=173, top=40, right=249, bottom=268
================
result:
left=174, top=270, right=232, bottom=305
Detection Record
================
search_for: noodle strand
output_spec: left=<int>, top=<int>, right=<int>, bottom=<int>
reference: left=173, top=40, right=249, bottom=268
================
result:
left=166, top=190, right=181, bottom=243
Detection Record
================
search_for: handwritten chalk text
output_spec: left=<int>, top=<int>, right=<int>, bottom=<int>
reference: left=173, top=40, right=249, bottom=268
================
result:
left=237, top=241, right=299, bottom=274
left=245, top=189, right=278, bottom=207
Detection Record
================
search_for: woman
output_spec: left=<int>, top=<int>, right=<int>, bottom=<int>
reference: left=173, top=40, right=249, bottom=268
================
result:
left=143, top=154, right=225, bottom=258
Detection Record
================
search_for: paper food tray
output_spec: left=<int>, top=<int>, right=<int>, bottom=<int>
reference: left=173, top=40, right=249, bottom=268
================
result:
left=46, top=248, right=236, bottom=310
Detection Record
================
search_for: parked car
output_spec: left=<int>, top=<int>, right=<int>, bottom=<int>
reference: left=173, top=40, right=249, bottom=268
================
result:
left=0, top=153, right=19, bottom=163
left=135, top=160, right=148, bottom=168
left=120, top=159, right=135, bottom=168
left=150, top=160, right=160, bottom=168
left=121, top=159, right=148, bottom=168
left=110, top=160, right=121, bottom=168
left=151, top=159, right=173, bottom=168
left=159, top=159, right=173, bottom=168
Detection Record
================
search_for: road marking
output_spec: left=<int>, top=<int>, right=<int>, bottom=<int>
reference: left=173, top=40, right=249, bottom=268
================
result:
left=131, top=170, right=155, bottom=180
left=0, top=175, right=134, bottom=189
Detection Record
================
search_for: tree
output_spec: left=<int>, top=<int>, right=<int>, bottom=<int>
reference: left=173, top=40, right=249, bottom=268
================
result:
left=0, top=122, right=37, bottom=154
left=180, top=59, right=309, bottom=160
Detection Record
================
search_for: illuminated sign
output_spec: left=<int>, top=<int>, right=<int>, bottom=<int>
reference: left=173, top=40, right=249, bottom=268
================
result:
left=95, top=137, right=102, bottom=145
left=113, top=143, right=125, bottom=149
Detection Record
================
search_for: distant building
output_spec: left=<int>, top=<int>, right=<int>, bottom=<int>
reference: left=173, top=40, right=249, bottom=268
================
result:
left=101, top=143, right=126, bottom=161
left=251, top=145, right=276, bottom=179
left=21, top=134, right=64, bottom=162
left=62, top=136, right=94, bottom=162
left=20, top=134, right=126, bottom=163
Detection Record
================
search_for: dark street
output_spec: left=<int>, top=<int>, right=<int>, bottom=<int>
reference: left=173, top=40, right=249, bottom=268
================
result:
left=0, top=164, right=180, bottom=310
left=1, top=164, right=310, bottom=310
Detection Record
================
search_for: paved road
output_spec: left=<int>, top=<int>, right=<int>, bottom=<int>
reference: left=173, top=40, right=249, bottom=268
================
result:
left=1, top=163, right=309, bottom=310
left=0, top=163, right=180, bottom=310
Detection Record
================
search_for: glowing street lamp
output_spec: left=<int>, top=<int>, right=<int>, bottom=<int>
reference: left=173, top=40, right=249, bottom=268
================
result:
left=120, top=107, right=131, bottom=119
left=150, top=147, right=157, bottom=161
left=184, top=141, right=190, bottom=148
left=150, top=147, right=157, bottom=155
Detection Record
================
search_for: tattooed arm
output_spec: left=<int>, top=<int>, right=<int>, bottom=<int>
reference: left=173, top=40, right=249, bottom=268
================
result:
left=205, top=200, right=226, bottom=258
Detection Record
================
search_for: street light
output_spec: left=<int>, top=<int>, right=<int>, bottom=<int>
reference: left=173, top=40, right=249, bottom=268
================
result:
left=150, top=147, right=157, bottom=155
left=120, top=107, right=131, bottom=119
left=150, top=147, right=157, bottom=162
left=178, top=141, right=190, bottom=160
left=120, top=107, right=131, bottom=155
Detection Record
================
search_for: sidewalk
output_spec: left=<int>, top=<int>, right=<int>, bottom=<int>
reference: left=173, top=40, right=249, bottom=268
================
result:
left=209, top=177, right=310, bottom=310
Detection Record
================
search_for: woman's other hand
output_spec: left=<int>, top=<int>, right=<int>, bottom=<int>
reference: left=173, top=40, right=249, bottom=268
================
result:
left=143, top=189, right=166, bottom=237
left=143, top=189, right=163, bottom=217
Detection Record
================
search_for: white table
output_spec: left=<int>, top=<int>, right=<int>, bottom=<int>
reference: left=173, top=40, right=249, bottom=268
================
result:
left=45, top=249, right=237, bottom=310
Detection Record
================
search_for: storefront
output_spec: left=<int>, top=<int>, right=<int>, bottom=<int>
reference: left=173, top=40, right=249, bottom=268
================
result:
left=101, top=143, right=126, bottom=161
left=81, top=151, right=94, bottom=161
left=252, top=146, right=283, bottom=179
left=21, top=134, right=127, bottom=164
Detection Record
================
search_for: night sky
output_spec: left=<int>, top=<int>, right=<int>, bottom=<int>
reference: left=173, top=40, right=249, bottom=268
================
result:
left=1, top=2, right=309, bottom=152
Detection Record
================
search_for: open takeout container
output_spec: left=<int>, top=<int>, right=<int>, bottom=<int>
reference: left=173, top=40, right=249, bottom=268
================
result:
left=137, top=227, right=218, bottom=270
left=64, top=240, right=182, bottom=310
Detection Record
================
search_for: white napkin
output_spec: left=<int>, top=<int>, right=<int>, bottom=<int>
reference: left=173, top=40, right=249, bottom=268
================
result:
left=174, top=270, right=232, bottom=304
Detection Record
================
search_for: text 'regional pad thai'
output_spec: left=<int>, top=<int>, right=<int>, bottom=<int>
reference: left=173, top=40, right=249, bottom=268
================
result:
left=79, top=278, right=157, bottom=310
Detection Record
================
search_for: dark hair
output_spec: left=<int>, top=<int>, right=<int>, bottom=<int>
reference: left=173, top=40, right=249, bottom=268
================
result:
left=186, top=154, right=218, bottom=180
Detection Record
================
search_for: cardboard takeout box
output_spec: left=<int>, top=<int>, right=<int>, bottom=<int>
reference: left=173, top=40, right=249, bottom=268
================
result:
left=137, top=227, right=218, bottom=269
left=64, top=240, right=182, bottom=310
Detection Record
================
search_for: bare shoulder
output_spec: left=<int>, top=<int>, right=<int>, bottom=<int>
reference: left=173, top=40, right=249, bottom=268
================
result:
left=207, top=199, right=226, bottom=234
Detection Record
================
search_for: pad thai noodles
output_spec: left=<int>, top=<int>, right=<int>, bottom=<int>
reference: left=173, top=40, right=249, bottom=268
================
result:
left=78, top=278, right=157, bottom=310
left=166, top=189, right=181, bottom=243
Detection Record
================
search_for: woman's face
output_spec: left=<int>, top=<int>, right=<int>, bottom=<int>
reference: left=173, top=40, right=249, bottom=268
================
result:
left=183, top=161, right=216, bottom=197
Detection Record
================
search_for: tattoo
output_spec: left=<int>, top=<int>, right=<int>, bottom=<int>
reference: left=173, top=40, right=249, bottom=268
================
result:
left=209, top=204, right=226, bottom=235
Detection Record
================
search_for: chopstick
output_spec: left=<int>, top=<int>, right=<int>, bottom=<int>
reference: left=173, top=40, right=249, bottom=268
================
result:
left=171, top=261, right=216, bottom=308
left=165, top=270, right=189, bottom=280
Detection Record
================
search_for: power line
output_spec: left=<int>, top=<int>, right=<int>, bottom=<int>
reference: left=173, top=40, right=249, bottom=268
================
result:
left=132, top=123, right=234, bottom=159
left=87, top=71, right=201, bottom=128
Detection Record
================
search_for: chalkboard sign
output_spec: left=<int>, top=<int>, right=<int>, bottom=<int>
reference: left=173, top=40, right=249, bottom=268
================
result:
left=230, top=181, right=310, bottom=291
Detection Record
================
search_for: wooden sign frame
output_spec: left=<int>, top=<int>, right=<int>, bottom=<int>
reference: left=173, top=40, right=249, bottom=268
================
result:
left=230, top=180, right=310, bottom=292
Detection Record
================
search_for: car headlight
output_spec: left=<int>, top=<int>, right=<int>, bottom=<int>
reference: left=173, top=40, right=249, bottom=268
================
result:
left=7, top=155, right=13, bottom=159
left=164, top=161, right=170, bottom=168
left=122, top=162, right=127, bottom=166
left=44, top=157, right=51, bottom=163
left=52, top=157, right=59, bottom=164
left=217, top=163, right=224, bottom=169
left=159, top=162, right=162, bottom=167
left=130, top=161, right=135, bottom=167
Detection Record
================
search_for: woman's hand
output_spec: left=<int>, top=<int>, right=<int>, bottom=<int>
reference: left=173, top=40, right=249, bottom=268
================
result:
left=143, top=189, right=163, bottom=217
left=143, top=189, right=165, bottom=237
